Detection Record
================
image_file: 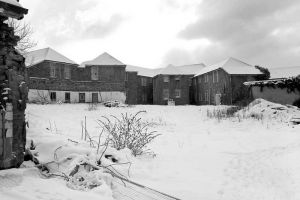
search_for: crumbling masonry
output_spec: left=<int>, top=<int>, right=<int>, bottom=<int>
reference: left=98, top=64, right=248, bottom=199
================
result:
left=0, top=0, right=28, bottom=169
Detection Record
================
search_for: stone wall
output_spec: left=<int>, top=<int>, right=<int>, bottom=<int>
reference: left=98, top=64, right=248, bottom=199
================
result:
left=0, top=18, right=28, bottom=169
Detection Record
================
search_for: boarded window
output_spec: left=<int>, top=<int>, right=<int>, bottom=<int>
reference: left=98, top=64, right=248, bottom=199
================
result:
left=91, top=66, right=99, bottom=80
left=92, top=93, right=98, bottom=103
left=175, top=89, right=181, bottom=98
left=50, top=92, right=56, bottom=102
left=64, top=66, right=71, bottom=79
left=163, top=76, right=169, bottom=83
left=50, top=65, right=56, bottom=78
left=79, top=93, right=85, bottom=103
left=163, top=89, right=169, bottom=100
left=141, top=77, right=147, bottom=86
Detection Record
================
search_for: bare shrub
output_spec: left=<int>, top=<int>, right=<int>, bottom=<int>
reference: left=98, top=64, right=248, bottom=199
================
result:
left=98, top=111, right=160, bottom=156
left=206, top=106, right=240, bottom=121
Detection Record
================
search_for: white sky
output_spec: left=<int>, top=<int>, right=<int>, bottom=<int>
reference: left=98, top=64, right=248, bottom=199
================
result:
left=21, top=0, right=300, bottom=68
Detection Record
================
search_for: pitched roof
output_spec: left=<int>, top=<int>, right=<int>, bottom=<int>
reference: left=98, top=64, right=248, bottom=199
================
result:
left=126, top=63, right=206, bottom=77
left=269, top=66, right=300, bottom=79
left=25, top=47, right=77, bottom=67
left=126, top=65, right=161, bottom=77
left=175, top=63, right=206, bottom=75
left=157, top=64, right=184, bottom=75
left=195, top=57, right=262, bottom=77
left=80, top=52, right=124, bottom=67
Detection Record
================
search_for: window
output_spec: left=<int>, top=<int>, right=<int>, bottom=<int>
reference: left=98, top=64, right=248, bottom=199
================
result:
left=175, top=76, right=180, bottom=81
left=50, top=92, right=56, bottom=102
left=205, top=74, right=209, bottom=82
left=79, top=93, right=85, bottom=103
left=213, top=71, right=215, bottom=83
left=50, top=65, right=56, bottom=78
left=91, top=66, right=99, bottom=80
left=65, top=92, right=70, bottom=103
left=175, top=79, right=180, bottom=89
left=216, top=70, right=219, bottom=82
left=141, top=77, right=147, bottom=86
left=199, top=77, right=201, bottom=83
left=125, top=73, right=128, bottom=81
left=205, top=91, right=209, bottom=102
left=163, top=76, right=169, bottom=83
left=175, top=89, right=181, bottom=98
left=64, top=66, right=71, bottom=79
left=163, top=89, right=169, bottom=100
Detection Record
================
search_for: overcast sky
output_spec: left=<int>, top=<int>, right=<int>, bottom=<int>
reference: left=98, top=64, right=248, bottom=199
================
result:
left=21, top=0, right=300, bottom=68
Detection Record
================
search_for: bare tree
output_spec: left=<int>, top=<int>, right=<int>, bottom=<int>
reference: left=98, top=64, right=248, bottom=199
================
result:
left=8, top=19, right=37, bottom=54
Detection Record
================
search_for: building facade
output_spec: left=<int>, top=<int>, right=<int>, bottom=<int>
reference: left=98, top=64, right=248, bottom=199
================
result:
left=153, top=64, right=205, bottom=105
left=193, top=57, right=262, bottom=106
left=26, top=49, right=126, bottom=103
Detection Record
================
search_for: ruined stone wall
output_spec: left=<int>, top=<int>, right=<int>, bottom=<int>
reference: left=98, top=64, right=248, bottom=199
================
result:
left=0, top=18, right=28, bottom=169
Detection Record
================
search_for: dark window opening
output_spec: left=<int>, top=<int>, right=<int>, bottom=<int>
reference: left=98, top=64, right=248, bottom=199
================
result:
left=79, top=93, right=85, bottom=103
left=65, top=92, right=70, bottom=103
left=50, top=92, right=56, bottom=102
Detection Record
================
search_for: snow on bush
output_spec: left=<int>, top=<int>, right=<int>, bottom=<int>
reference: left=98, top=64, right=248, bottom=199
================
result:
left=98, top=111, right=160, bottom=156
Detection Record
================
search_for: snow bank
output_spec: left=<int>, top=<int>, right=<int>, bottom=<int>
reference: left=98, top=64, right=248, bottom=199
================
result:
left=236, top=99, right=300, bottom=124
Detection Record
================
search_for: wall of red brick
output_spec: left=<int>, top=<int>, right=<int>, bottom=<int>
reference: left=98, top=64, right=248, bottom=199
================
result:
left=137, top=76, right=153, bottom=104
left=125, top=71, right=138, bottom=104
left=153, top=75, right=192, bottom=105
left=28, top=61, right=126, bottom=92
left=193, top=68, right=257, bottom=105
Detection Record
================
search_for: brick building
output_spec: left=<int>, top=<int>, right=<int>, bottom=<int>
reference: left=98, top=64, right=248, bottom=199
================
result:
left=125, top=65, right=159, bottom=105
left=193, top=57, right=262, bottom=105
left=153, top=64, right=205, bottom=105
left=26, top=48, right=126, bottom=103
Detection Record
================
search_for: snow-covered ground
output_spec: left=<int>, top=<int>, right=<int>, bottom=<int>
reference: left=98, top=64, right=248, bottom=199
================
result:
left=1, top=100, right=300, bottom=200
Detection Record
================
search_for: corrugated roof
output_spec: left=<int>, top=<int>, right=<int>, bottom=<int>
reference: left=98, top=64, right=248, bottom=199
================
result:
left=269, top=66, right=300, bottom=79
left=25, top=47, right=77, bottom=67
left=195, top=57, right=262, bottom=77
left=80, top=52, right=124, bottom=67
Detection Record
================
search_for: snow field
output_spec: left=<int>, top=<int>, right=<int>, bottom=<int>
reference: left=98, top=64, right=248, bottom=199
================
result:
left=1, top=100, right=300, bottom=200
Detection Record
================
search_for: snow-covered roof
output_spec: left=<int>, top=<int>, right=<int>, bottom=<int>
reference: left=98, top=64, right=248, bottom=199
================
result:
left=126, top=65, right=161, bottom=77
left=0, top=0, right=23, bottom=7
left=25, top=47, right=77, bottom=67
left=269, top=66, right=300, bottom=79
left=195, top=57, right=262, bottom=77
left=175, top=63, right=206, bottom=75
left=157, top=64, right=185, bottom=75
left=80, top=52, right=125, bottom=68
left=126, top=63, right=206, bottom=77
